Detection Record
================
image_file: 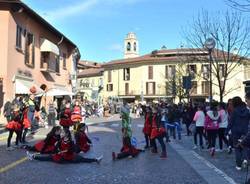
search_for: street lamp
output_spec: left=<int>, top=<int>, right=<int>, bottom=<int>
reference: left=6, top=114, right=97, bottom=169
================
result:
left=204, top=38, right=216, bottom=104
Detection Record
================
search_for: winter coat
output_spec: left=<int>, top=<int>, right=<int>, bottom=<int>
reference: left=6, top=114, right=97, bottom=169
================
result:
left=205, top=110, right=220, bottom=130
left=228, top=105, right=250, bottom=137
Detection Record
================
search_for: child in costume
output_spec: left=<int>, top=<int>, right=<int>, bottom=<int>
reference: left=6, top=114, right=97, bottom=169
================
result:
left=143, top=106, right=153, bottom=149
left=74, top=123, right=92, bottom=153
left=150, top=107, right=167, bottom=159
left=21, top=105, right=31, bottom=143
left=71, top=100, right=82, bottom=132
left=27, top=129, right=103, bottom=164
left=59, top=102, right=74, bottom=130
left=112, top=102, right=143, bottom=160
left=23, top=126, right=61, bottom=154
left=6, top=105, right=22, bottom=151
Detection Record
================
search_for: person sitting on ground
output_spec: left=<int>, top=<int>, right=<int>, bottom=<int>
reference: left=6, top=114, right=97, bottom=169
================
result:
left=23, top=126, right=61, bottom=154
left=26, top=129, right=103, bottom=164
left=74, top=123, right=92, bottom=153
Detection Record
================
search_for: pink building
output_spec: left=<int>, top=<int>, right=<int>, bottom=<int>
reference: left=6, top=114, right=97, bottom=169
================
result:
left=0, top=1, right=80, bottom=119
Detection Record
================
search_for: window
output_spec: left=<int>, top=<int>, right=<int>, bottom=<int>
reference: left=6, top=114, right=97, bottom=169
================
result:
left=125, top=83, right=129, bottom=95
left=63, top=53, right=66, bottom=69
left=202, top=64, right=209, bottom=79
left=40, top=52, right=49, bottom=69
left=187, top=64, right=197, bottom=78
left=16, top=25, right=22, bottom=49
left=165, top=82, right=172, bottom=96
left=25, top=32, right=35, bottom=67
left=146, top=82, right=155, bottom=95
left=108, top=70, right=112, bottom=82
left=123, top=68, right=130, bottom=81
left=219, top=64, right=225, bottom=77
left=191, top=81, right=197, bottom=95
left=202, top=81, right=210, bottom=94
left=148, top=66, right=153, bottom=79
left=127, top=42, right=131, bottom=51
left=134, top=42, right=137, bottom=51
left=165, top=65, right=175, bottom=78
left=107, top=84, right=113, bottom=91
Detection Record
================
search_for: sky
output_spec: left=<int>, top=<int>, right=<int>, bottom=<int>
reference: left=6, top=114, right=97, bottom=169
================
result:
left=22, top=0, right=242, bottom=62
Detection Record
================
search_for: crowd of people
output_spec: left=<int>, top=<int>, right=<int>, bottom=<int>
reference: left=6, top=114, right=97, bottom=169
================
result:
left=141, top=93, right=250, bottom=171
left=3, top=87, right=250, bottom=171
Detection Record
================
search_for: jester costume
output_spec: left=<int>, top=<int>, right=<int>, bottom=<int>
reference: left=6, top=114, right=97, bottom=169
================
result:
left=112, top=104, right=142, bottom=160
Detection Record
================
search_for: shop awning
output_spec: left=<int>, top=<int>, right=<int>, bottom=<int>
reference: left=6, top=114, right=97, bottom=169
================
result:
left=36, top=88, right=74, bottom=97
left=15, top=79, right=42, bottom=94
left=40, top=38, right=59, bottom=55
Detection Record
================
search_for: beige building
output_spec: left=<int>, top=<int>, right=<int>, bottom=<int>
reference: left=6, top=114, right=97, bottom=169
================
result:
left=77, top=61, right=104, bottom=104
left=78, top=33, right=249, bottom=104
left=0, top=1, right=80, bottom=115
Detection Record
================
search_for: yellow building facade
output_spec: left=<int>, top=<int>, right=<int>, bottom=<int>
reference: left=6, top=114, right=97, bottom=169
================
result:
left=78, top=33, right=248, bottom=104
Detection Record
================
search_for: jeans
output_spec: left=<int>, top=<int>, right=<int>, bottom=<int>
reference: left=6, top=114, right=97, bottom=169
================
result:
left=194, top=126, right=204, bottom=147
left=233, top=135, right=248, bottom=167
left=151, top=135, right=166, bottom=153
left=218, top=128, right=228, bottom=149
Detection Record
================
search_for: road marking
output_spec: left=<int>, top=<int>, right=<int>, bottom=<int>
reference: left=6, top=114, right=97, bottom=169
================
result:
left=191, top=151, right=237, bottom=184
left=0, top=136, right=8, bottom=141
left=137, top=124, right=144, bottom=128
left=0, top=157, right=28, bottom=174
left=170, top=141, right=237, bottom=184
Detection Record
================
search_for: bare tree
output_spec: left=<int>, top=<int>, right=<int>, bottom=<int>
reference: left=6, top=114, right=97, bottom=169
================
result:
left=225, top=0, right=250, bottom=11
left=185, top=10, right=250, bottom=102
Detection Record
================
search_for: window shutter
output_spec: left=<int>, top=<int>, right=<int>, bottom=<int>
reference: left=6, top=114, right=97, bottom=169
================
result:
left=146, top=82, right=148, bottom=95
left=148, top=66, right=153, bottom=79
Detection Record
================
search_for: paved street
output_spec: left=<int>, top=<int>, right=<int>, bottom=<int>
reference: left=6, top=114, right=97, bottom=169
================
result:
left=0, top=116, right=246, bottom=184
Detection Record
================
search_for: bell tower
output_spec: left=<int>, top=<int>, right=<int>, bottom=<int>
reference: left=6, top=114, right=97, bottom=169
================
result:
left=124, top=32, right=139, bottom=59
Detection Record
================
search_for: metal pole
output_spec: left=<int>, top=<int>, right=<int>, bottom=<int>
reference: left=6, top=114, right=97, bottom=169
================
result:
left=209, top=50, right=213, bottom=104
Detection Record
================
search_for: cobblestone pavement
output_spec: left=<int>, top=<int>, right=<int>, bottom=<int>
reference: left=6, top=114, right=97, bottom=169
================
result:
left=0, top=117, right=245, bottom=184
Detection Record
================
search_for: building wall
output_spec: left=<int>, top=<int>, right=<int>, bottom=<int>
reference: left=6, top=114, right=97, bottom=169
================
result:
left=77, top=75, right=104, bottom=103
left=0, top=7, right=77, bottom=115
left=101, top=60, right=246, bottom=103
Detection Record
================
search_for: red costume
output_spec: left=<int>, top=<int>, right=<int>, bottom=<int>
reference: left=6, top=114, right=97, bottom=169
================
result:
left=150, top=113, right=166, bottom=139
left=34, top=135, right=60, bottom=153
left=59, top=108, right=74, bottom=127
left=75, top=131, right=91, bottom=153
left=52, top=140, right=75, bottom=162
left=71, top=106, right=82, bottom=122
left=6, top=111, right=22, bottom=131
left=143, top=113, right=152, bottom=135
left=22, top=108, right=31, bottom=129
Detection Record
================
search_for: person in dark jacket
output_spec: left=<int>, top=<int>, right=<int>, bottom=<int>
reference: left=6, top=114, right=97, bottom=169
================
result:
left=227, top=96, right=250, bottom=170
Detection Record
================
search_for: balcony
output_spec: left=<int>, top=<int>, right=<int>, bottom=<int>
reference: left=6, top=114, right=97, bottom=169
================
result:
left=40, top=52, right=60, bottom=74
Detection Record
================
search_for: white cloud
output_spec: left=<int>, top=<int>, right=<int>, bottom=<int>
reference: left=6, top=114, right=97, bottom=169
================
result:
left=107, top=43, right=123, bottom=52
left=41, top=0, right=143, bottom=21
left=44, top=0, right=98, bottom=20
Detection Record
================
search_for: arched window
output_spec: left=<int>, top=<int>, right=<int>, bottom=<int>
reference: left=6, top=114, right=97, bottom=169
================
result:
left=134, top=42, right=137, bottom=51
left=127, top=42, right=131, bottom=51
